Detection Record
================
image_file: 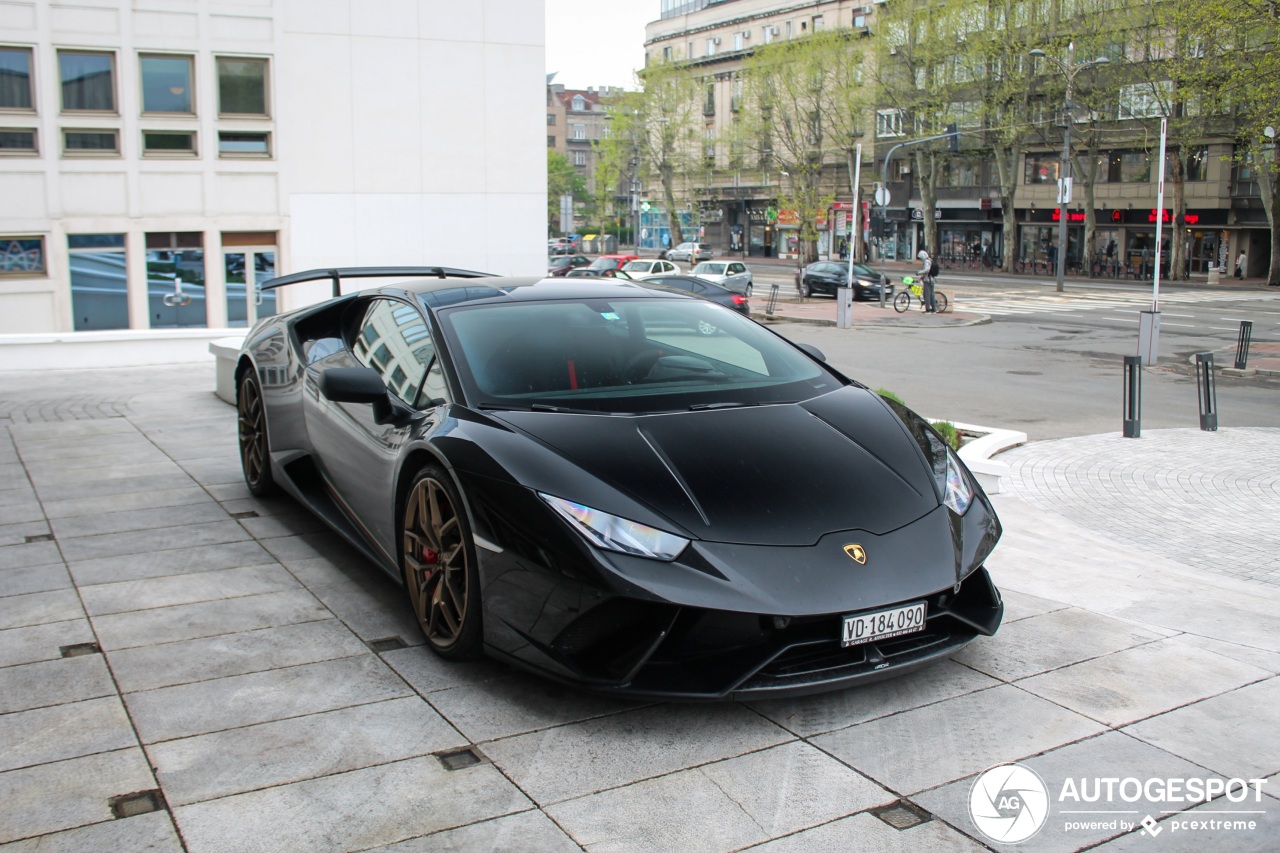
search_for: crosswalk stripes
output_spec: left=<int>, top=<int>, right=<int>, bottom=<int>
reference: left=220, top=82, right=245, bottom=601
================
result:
left=948, top=288, right=1269, bottom=317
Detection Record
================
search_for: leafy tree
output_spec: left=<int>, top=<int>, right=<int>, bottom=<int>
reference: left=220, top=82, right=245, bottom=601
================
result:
left=737, top=31, right=861, bottom=265
left=547, top=150, right=585, bottom=235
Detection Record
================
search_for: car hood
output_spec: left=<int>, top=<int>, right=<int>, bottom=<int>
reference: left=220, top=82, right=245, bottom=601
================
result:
left=489, top=387, right=939, bottom=546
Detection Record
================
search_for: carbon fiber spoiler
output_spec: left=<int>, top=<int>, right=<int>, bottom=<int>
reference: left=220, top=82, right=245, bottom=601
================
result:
left=260, top=266, right=496, bottom=299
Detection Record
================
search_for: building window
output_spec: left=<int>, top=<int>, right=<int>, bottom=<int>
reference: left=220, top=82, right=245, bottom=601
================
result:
left=146, top=232, right=205, bottom=328
left=69, top=234, right=127, bottom=331
left=1, top=236, right=44, bottom=275
left=1119, top=82, right=1169, bottom=120
left=734, top=32, right=744, bottom=51
left=1024, top=154, right=1060, bottom=184
left=571, top=95, right=585, bottom=111
left=1181, top=146, right=1209, bottom=182
left=63, top=129, right=119, bottom=155
left=573, top=150, right=586, bottom=166
left=706, top=38, right=717, bottom=56
left=546, top=113, right=555, bottom=125
left=1109, top=150, right=1151, bottom=183
left=140, top=54, right=193, bottom=113
left=0, top=128, right=36, bottom=154
left=218, top=131, right=270, bottom=157
left=876, top=109, right=903, bottom=138
left=142, top=130, right=196, bottom=156
left=0, top=46, right=35, bottom=110
left=216, top=57, right=268, bottom=116
left=572, top=123, right=585, bottom=139
left=59, top=51, right=115, bottom=112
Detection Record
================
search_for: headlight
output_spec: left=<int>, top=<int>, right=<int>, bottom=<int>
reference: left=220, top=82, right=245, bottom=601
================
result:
left=540, top=494, right=689, bottom=561
left=942, top=450, right=974, bottom=515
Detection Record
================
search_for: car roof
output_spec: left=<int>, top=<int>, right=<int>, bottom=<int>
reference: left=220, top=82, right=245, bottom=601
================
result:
left=370, top=276, right=700, bottom=304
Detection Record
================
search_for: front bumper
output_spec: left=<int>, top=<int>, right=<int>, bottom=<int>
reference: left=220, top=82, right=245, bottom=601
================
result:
left=491, top=564, right=1002, bottom=701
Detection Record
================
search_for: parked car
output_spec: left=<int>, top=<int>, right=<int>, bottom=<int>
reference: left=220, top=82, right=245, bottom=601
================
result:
left=643, top=274, right=750, bottom=334
left=564, top=267, right=635, bottom=279
left=582, top=254, right=639, bottom=275
left=621, top=259, right=683, bottom=279
left=691, top=261, right=753, bottom=296
left=548, top=237, right=576, bottom=255
left=237, top=267, right=1003, bottom=698
left=795, top=261, right=894, bottom=300
left=667, top=242, right=714, bottom=263
left=547, top=255, right=592, bottom=277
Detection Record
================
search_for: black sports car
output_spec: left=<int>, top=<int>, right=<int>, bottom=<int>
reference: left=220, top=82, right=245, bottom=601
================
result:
left=796, top=261, right=894, bottom=300
left=236, top=267, right=1002, bottom=700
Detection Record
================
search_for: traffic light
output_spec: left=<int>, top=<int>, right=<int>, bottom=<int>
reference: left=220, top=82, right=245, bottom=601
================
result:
left=947, top=123, right=959, bottom=152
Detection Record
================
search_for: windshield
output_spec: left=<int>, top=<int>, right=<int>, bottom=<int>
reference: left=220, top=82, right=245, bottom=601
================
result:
left=438, top=297, right=842, bottom=414
left=586, top=259, right=619, bottom=271
left=693, top=263, right=726, bottom=274
left=621, top=261, right=650, bottom=272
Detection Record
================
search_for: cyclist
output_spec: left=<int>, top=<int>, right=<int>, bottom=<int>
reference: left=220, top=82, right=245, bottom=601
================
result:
left=917, top=249, right=938, bottom=313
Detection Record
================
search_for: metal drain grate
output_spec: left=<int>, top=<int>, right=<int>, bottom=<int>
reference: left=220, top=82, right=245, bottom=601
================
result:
left=109, top=790, right=166, bottom=819
left=871, top=800, right=931, bottom=831
left=367, top=636, right=408, bottom=652
left=60, top=642, right=102, bottom=658
left=230, top=510, right=260, bottom=519
left=435, top=746, right=484, bottom=771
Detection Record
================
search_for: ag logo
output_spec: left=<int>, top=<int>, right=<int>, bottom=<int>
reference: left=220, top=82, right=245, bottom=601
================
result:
left=843, top=543, right=867, bottom=564
left=969, top=763, right=1049, bottom=844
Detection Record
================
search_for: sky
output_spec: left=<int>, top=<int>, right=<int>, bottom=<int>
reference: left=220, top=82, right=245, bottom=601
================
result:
left=544, top=0, right=656, bottom=90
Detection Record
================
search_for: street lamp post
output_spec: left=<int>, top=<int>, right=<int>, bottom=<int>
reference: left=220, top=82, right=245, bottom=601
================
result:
left=1030, top=43, right=1109, bottom=293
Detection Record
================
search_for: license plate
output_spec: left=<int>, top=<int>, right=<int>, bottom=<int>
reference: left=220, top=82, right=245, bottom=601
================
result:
left=841, top=601, right=926, bottom=647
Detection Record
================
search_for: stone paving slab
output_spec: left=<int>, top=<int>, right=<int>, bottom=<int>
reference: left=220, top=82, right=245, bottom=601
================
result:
left=171, top=756, right=532, bottom=853
left=1, top=366, right=1277, bottom=852
left=150, top=696, right=465, bottom=806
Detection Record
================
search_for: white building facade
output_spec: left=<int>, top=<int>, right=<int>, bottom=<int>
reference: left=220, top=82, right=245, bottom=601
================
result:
left=0, top=0, right=546, bottom=336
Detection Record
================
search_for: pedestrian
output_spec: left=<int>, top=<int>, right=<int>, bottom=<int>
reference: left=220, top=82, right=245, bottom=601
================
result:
left=917, top=249, right=938, bottom=313
left=1141, top=245, right=1151, bottom=277
left=1235, top=250, right=1246, bottom=279
left=838, top=237, right=848, bottom=260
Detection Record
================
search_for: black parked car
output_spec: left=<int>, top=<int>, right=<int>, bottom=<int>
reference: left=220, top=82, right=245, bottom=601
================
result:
left=235, top=268, right=1003, bottom=699
left=547, top=255, right=592, bottom=277
left=795, top=261, right=894, bottom=300
left=643, top=274, right=749, bottom=333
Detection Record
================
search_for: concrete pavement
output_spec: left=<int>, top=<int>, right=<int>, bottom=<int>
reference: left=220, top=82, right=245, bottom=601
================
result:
left=1, top=364, right=1277, bottom=852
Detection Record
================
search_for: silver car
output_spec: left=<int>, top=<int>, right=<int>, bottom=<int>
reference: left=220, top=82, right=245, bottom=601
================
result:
left=667, top=242, right=714, bottom=263
left=691, top=260, right=752, bottom=296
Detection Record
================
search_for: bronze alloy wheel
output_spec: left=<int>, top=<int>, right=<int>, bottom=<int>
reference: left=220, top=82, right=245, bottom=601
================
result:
left=402, top=468, right=481, bottom=659
left=237, top=372, right=276, bottom=496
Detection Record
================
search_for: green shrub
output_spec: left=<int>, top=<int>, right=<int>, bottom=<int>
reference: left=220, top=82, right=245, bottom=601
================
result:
left=876, top=388, right=904, bottom=405
left=933, top=420, right=960, bottom=451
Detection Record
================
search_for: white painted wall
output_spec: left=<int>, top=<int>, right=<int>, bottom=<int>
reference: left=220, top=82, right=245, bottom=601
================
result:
left=0, top=0, right=547, bottom=343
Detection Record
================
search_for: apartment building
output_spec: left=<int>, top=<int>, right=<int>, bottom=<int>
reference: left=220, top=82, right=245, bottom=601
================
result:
left=643, top=0, right=1271, bottom=274
left=546, top=81, right=618, bottom=199
left=0, top=0, right=545, bottom=336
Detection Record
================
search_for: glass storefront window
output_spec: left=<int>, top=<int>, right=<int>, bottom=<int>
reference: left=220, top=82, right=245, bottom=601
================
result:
left=147, top=232, right=205, bottom=328
left=69, top=234, right=127, bottom=331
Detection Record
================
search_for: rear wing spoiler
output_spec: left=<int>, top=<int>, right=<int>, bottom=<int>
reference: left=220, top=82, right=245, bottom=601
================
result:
left=260, top=266, right=496, bottom=299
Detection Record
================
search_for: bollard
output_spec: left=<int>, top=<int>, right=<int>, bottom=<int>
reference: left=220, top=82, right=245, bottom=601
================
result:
left=1195, top=352, right=1218, bottom=431
left=764, top=283, right=781, bottom=319
left=1123, top=355, right=1142, bottom=438
left=1234, top=320, right=1253, bottom=370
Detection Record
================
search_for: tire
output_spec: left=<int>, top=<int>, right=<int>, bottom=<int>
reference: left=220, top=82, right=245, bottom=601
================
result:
left=237, top=371, right=278, bottom=496
left=893, top=291, right=911, bottom=313
left=801, top=279, right=812, bottom=298
left=401, top=466, right=483, bottom=660
left=936, top=291, right=950, bottom=313
left=744, top=283, right=753, bottom=297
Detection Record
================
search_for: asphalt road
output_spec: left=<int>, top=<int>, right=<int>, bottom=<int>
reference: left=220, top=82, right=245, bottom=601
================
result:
left=762, top=283, right=1280, bottom=441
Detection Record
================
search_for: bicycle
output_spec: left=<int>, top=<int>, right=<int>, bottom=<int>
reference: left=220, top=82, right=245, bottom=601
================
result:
left=893, top=276, right=950, bottom=313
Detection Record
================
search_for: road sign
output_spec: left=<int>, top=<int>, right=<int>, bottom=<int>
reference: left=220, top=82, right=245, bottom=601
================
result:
left=874, top=187, right=890, bottom=207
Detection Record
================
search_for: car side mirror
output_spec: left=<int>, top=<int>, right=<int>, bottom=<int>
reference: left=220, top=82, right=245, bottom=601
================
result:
left=320, top=366, right=393, bottom=422
left=796, top=343, right=826, bottom=362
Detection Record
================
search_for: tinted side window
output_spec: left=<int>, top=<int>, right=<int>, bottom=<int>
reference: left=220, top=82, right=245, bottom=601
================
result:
left=352, top=299, right=433, bottom=407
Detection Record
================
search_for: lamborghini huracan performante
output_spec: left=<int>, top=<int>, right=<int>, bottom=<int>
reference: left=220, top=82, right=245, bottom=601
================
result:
left=236, top=267, right=1003, bottom=700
